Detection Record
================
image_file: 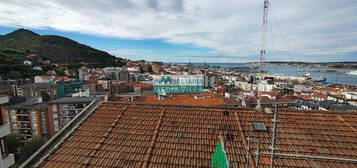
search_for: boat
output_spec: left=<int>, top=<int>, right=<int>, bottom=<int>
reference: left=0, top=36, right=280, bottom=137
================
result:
left=313, top=76, right=327, bottom=82
left=347, top=70, right=357, bottom=75
left=303, top=72, right=311, bottom=80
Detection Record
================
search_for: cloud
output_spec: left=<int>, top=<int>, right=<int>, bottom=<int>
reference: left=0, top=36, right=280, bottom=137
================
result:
left=0, top=0, right=356, bottom=61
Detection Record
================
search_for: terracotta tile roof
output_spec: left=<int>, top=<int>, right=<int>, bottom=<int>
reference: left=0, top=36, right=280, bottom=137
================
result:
left=259, top=91, right=279, bottom=97
left=312, top=93, right=328, bottom=99
left=38, top=102, right=357, bottom=168
left=224, top=97, right=240, bottom=105
left=295, top=94, right=312, bottom=100
left=313, top=87, right=340, bottom=93
left=247, top=96, right=294, bottom=104
left=135, top=95, right=226, bottom=106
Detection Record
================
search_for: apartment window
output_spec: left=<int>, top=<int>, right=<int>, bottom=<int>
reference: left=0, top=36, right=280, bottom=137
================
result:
left=52, top=104, right=57, bottom=112
left=54, top=120, right=59, bottom=132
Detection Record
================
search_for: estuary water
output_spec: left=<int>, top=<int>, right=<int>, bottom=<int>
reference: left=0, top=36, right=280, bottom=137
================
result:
left=188, top=63, right=357, bottom=86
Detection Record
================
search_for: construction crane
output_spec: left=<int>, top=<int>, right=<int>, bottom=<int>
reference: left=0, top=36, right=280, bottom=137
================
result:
left=257, top=0, right=269, bottom=111
left=65, top=55, right=70, bottom=80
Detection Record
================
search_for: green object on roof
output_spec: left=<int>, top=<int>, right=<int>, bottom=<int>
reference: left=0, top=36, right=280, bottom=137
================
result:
left=211, top=139, right=229, bottom=168
left=56, top=81, right=83, bottom=97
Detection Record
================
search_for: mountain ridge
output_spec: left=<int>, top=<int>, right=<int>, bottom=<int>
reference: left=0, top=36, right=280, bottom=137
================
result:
left=0, top=28, right=123, bottom=65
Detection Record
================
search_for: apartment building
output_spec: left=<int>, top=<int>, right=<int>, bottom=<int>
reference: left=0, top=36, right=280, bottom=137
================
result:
left=16, top=83, right=57, bottom=99
left=4, top=97, right=48, bottom=143
left=151, top=62, right=162, bottom=74
left=0, top=95, right=15, bottom=168
left=46, top=97, right=97, bottom=137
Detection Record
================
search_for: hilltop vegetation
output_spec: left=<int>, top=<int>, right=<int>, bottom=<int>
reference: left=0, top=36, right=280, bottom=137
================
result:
left=0, top=29, right=124, bottom=79
left=0, top=48, right=46, bottom=79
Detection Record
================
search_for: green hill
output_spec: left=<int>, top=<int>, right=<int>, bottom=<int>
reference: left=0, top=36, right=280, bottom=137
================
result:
left=0, top=29, right=122, bottom=65
left=0, top=29, right=124, bottom=80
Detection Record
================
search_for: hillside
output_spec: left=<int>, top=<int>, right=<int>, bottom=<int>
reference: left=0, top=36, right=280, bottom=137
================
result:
left=0, top=29, right=124, bottom=80
left=0, top=29, right=122, bottom=65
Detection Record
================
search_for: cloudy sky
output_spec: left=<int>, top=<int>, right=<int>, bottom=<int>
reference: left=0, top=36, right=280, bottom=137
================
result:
left=1, top=0, right=356, bottom=62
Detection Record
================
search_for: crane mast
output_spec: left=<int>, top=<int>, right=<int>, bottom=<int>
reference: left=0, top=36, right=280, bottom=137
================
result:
left=257, top=0, right=269, bottom=110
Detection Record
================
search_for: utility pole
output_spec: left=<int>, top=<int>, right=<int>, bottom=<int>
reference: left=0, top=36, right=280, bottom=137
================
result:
left=257, top=0, right=270, bottom=111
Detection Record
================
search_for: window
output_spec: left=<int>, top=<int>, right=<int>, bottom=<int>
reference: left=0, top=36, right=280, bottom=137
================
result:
left=252, top=122, right=267, bottom=131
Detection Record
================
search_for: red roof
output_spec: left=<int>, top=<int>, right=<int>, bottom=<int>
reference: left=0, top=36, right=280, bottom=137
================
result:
left=294, top=94, right=312, bottom=100
left=247, top=96, right=294, bottom=104
left=135, top=95, right=225, bottom=106
left=313, top=87, right=340, bottom=93
left=312, top=93, right=328, bottom=99
left=37, top=102, right=357, bottom=168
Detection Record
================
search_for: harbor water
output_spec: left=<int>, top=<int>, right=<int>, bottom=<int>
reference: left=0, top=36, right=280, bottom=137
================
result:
left=187, top=63, right=357, bottom=86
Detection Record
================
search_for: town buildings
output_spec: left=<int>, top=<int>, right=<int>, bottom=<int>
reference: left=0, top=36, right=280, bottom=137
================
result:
left=56, top=81, right=83, bottom=98
left=151, top=62, right=163, bottom=74
left=16, top=83, right=57, bottom=99
left=1, top=60, right=357, bottom=167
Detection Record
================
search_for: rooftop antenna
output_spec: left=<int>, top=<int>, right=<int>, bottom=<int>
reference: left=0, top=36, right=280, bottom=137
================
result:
left=269, top=104, right=278, bottom=168
left=245, top=136, right=251, bottom=168
left=257, top=0, right=270, bottom=111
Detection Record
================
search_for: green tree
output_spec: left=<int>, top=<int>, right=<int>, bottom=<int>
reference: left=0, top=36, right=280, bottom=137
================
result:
left=5, top=133, right=23, bottom=154
left=40, top=91, right=51, bottom=101
left=7, top=71, right=22, bottom=79
left=18, top=136, right=46, bottom=163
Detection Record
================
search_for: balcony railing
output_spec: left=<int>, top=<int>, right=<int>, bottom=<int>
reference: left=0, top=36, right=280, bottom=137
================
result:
left=0, top=123, right=11, bottom=138
left=2, top=154, right=15, bottom=168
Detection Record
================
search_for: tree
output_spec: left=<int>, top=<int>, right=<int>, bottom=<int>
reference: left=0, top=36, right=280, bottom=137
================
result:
left=40, top=91, right=51, bottom=101
left=5, top=133, right=23, bottom=154
left=18, top=136, right=46, bottom=163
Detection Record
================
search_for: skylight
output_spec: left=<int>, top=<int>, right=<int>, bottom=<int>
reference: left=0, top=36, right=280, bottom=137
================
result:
left=252, top=122, right=267, bottom=131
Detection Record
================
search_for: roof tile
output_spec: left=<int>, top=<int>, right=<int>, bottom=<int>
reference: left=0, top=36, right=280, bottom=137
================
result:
left=38, top=102, right=357, bottom=168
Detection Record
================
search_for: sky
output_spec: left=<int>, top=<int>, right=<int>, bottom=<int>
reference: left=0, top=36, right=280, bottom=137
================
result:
left=0, top=0, right=356, bottom=63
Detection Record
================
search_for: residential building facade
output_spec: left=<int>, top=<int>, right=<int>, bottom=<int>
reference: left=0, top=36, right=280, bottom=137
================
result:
left=46, top=97, right=97, bottom=137
left=0, top=95, right=16, bottom=168
left=4, top=97, right=48, bottom=143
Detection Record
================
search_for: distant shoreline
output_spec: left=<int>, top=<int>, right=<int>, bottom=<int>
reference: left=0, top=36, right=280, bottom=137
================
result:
left=168, top=61, right=357, bottom=69
left=247, top=61, right=357, bottom=69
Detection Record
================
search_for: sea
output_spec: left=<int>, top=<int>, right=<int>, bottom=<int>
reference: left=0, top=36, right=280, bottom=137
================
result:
left=174, top=63, right=357, bottom=86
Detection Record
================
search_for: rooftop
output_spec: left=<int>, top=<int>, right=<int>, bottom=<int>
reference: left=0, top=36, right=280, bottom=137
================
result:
left=48, top=97, right=98, bottom=104
left=135, top=95, right=226, bottom=106
left=313, top=87, right=341, bottom=93
left=7, top=97, right=46, bottom=110
left=24, top=102, right=357, bottom=168
left=312, top=93, right=328, bottom=99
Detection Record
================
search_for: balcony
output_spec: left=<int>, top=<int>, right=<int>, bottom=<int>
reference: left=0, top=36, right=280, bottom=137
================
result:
left=0, top=96, right=9, bottom=105
left=0, top=123, right=10, bottom=138
left=2, top=154, right=15, bottom=168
